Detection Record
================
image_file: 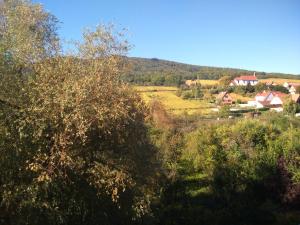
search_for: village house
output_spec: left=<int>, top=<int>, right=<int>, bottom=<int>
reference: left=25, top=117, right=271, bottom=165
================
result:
left=291, top=94, right=300, bottom=104
left=216, top=91, right=233, bottom=105
left=230, top=73, right=258, bottom=86
left=254, top=91, right=288, bottom=110
left=283, top=82, right=300, bottom=94
left=255, top=91, right=273, bottom=103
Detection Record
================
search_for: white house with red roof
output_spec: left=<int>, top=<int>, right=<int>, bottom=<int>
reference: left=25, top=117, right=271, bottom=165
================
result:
left=230, top=73, right=258, bottom=86
left=283, top=82, right=300, bottom=94
left=254, top=91, right=288, bottom=109
left=269, top=92, right=288, bottom=106
left=255, top=91, right=273, bottom=102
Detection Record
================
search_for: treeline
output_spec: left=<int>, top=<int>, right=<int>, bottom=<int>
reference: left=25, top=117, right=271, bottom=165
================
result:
left=122, top=57, right=300, bottom=86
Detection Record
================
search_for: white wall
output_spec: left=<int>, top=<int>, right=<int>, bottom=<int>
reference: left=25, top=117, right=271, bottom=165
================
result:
left=256, top=102, right=265, bottom=108
left=234, top=79, right=258, bottom=86
left=270, top=97, right=283, bottom=105
left=255, top=96, right=265, bottom=102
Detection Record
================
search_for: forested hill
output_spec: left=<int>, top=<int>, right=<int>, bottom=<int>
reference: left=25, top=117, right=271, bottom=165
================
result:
left=124, top=57, right=300, bottom=85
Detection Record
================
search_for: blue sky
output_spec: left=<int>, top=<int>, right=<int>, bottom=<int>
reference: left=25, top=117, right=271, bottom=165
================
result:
left=34, top=0, right=300, bottom=74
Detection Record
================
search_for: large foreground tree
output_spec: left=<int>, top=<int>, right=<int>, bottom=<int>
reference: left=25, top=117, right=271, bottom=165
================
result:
left=0, top=1, right=160, bottom=224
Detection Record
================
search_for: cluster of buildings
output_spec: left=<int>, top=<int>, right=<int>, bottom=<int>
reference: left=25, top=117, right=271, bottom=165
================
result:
left=217, top=74, right=300, bottom=111
left=283, top=82, right=300, bottom=94
left=185, top=73, right=300, bottom=111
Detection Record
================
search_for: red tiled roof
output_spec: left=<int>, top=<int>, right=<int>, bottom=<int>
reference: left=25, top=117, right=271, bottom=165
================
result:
left=234, top=76, right=258, bottom=81
left=290, top=83, right=300, bottom=87
left=256, top=91, right=269, bottom=97
left=256, top=91, right=287, bottom=98
left=272, top=91, right=288, bottom=97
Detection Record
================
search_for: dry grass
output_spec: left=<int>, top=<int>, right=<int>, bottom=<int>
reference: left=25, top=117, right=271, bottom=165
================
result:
left=134, top=86, right=178, bottom=92
left=196, top=80, right=219, bottom=85
left=229, top=93, right=252, bottom=102
left=135, top=86, right=213, bottom=115
left=260, top=78, right=300, bottom=85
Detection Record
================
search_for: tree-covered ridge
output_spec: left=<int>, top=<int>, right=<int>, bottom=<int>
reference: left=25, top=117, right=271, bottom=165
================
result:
left=123, top=57, right=300, bottom=85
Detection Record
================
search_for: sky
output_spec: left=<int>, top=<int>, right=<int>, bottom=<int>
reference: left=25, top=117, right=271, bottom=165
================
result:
left=33, top=0, right=300, bottom=74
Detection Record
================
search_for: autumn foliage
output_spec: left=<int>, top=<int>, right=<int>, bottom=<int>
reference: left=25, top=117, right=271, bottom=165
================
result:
left=0, top=1, right=160, bottom=224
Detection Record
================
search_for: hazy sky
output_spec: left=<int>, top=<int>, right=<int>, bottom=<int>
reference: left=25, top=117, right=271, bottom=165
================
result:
left=34, top=0, right=300, bottom=74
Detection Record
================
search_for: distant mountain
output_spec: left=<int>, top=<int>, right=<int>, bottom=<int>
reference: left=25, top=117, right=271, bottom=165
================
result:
left=123, top=57, right=299, bottom=86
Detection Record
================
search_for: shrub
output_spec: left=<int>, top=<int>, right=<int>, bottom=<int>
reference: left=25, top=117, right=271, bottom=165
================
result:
left=219, top=105, right=231, bottom=118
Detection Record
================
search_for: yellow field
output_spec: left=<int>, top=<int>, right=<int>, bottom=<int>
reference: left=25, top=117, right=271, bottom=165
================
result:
left=260, top=78, right=300, bottom=85
left=134, top=86, right=178, bottom=92
left=229, top=93, right=252, bottom=102
left=135, top=86, right=213, bottom=115
left=197, top=80, right=219, bottom=85
left=187, top=80, right=219, bottom=86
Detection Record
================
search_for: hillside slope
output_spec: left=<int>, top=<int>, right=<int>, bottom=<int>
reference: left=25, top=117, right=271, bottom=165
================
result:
left=124, top=57, right=300, bottom=85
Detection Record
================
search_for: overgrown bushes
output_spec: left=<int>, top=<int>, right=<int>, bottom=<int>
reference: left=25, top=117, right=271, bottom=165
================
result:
left=154, top=116, right=300, bottom=225
left=177, top=116, right=300, bottom=223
